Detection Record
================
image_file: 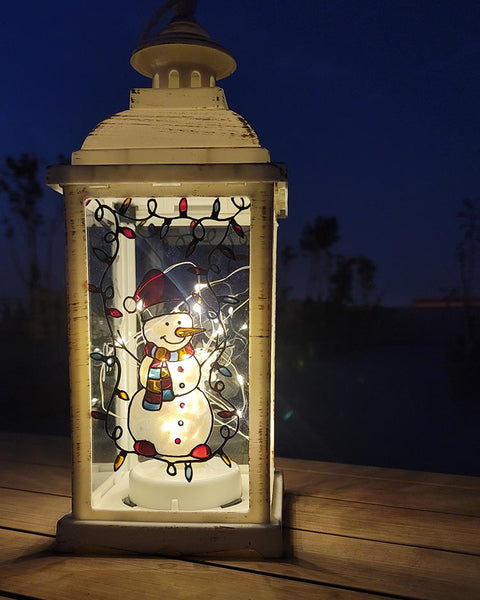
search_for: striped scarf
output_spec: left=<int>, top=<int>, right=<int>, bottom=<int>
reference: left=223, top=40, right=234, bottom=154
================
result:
left=142, top=342, right=195, bottom=412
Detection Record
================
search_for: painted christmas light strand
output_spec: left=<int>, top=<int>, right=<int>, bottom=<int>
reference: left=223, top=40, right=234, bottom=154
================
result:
left=87, top=196, right=250, bottom=482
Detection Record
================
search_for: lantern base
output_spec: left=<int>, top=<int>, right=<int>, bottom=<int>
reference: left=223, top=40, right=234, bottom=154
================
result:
left=129, top=456, right=243, bottom=510
left=55, top=471, right=283, bottom=558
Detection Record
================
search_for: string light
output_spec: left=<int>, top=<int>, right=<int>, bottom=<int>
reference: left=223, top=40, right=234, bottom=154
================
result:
left=114, top=335, right=125, bottom=348
left=88, top=195, right=250, bottom=480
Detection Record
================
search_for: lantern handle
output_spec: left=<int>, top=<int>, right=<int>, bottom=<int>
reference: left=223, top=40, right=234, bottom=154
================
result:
left=138, top=0, right=198, bottom=45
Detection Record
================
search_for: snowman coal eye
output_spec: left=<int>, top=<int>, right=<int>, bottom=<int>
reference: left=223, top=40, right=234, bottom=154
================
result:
left=165, top=322, right=169, bottom=326
left=178, top=320, right=181, bottom=325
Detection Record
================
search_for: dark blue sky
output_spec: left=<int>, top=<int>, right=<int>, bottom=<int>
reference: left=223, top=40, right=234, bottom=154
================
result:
left=2, top=0, right=480, bottom=305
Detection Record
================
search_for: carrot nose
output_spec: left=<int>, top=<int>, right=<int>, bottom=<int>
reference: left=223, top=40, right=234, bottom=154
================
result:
left=175, top=326, right=205, bottom=338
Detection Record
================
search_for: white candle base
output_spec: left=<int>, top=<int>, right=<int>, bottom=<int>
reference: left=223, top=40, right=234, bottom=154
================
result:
left=129, top=457, right=243, bottom=510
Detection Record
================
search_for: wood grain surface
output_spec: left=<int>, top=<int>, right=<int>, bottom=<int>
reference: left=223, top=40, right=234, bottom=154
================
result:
left=1, top=432, right=479, bottom=600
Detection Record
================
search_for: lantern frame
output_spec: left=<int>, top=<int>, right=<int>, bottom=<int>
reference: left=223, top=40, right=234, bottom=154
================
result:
left=47, top=3, right=288, bottom=555
left=48, top=163, right=287, bottom=556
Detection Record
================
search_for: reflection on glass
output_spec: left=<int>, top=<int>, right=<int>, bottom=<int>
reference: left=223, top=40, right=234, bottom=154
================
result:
left=86, top=196, right=250, bottom=511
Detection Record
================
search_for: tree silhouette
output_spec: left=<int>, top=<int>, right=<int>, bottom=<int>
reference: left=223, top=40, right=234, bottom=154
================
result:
left=298, top=216, right=377, bottom=306
left=328, top=256, right=376, bottom=306
left=355, top=256, right=376, bottom=305
left=328, top=255, right=354, bottom=305
left=277, top=244, right=297, bottom=300
left=0, top=153, right=44, bottom=301
left=300, top=216, right=340, bottom=301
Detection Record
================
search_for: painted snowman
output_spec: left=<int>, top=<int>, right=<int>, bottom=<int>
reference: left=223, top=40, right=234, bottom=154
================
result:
left=128, top=269, right=213, bottom=466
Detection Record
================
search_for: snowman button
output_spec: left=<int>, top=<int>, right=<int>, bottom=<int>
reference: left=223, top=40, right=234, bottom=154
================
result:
left=179, top=382, right=185, bottom=389
left=178, top=420, right=184, bottom=426
left=175, top=438, right=181, bottom=445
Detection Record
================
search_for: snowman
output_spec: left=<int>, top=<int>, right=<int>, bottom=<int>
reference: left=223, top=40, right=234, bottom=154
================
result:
left=127, top=269, right=214, bottom=467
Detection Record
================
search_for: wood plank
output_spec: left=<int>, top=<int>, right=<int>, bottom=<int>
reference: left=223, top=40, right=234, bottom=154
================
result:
left=277, top=457, right=480, bottom=490
left=289, top=529, right=480, bottom=600
left=0, top=528, right=53, bottom=563
left=0, top=432, right=71, bottom=467
left=202, top=528, right=480, bottom=600
left=0, top=530, right=389, bottom=600
left=0, top=460, right=71, bottom=496
left=0, top=488, right=69, bottom=536
left=3, top=431, right=477, bottom=510
left=3, top=451, right=479, bottom=524
left=2, top=432, right=478, bottom=491
left=2, top=433, right=478, bottom=489
left=283, top=469, right=480, bottom=516
left=286, top=494, right=480, bottom=555
left=2, top=434, right=479, bottom=599
left=2, top=490, right=479, bottom=600
left=4, top=482, right=479, bottom=559
left=3, top=462, right=480, bottom=554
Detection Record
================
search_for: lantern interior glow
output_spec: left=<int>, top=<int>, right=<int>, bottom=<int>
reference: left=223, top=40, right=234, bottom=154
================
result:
left=86, top=195, right=251, bottom=512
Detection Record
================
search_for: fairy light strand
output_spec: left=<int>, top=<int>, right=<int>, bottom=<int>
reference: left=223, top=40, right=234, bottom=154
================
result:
left=87, top=196, right=250, bottom=475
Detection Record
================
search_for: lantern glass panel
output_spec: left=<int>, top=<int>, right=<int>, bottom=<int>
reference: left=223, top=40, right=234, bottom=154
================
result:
left=85, top=196, right=250, bottom=512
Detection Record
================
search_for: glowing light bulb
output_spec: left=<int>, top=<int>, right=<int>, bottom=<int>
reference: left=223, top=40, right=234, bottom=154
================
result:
left=237, top=374, right=244, bottom=386
left=240, top=323, right=248, bottom=331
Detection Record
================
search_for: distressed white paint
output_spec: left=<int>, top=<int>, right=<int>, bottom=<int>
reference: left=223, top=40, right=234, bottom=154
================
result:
left=47, top=11, right=288, bottom=555
left=73, top=87, right=269, bottom=166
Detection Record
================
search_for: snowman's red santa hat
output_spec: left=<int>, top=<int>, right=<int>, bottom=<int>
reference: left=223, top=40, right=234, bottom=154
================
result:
left=133, top=269, right=188, bottom=321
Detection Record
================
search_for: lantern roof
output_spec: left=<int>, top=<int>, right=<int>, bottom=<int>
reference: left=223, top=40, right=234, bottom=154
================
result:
left=70, top=1, right=270, bottom=167
left=130, top=1, right=236, bottom=82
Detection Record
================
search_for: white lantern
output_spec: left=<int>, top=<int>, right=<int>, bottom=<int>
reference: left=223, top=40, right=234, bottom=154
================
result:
left=48, top=3, right=287, bottom=557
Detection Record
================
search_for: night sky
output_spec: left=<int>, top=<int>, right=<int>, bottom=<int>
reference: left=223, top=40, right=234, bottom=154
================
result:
left=2, top=0, right=480, bottom=305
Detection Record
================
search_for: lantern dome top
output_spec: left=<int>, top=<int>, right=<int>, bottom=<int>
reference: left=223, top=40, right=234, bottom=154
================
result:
left=68, top=0, right=270, bottom=168
left=131, top=0, right=236, bottom=86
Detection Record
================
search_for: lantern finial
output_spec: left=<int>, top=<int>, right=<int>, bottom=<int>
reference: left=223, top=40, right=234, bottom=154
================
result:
left=138, top=0, right=198, bottom=46
left=131, top=0, right=236, bottom=86
left=172, top=0, right=197, bottom=20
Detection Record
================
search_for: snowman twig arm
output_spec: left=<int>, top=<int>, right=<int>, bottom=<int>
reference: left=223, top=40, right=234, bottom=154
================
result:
left=115, top=330, right=141, bottom=364
left=199, top=333, right=224, bottom=368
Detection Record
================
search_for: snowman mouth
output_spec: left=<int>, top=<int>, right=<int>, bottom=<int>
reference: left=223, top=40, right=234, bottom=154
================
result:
left=160, top=327, right=204, bottom=345
left=161, top=335, right=184, bottom=345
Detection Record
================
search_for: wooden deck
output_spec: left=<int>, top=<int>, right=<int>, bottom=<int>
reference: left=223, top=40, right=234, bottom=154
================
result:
left=0, top=431, right=479, bottom=599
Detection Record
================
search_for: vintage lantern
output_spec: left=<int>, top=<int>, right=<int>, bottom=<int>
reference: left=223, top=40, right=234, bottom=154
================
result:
left=47, top=2, right=287, bottom=556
